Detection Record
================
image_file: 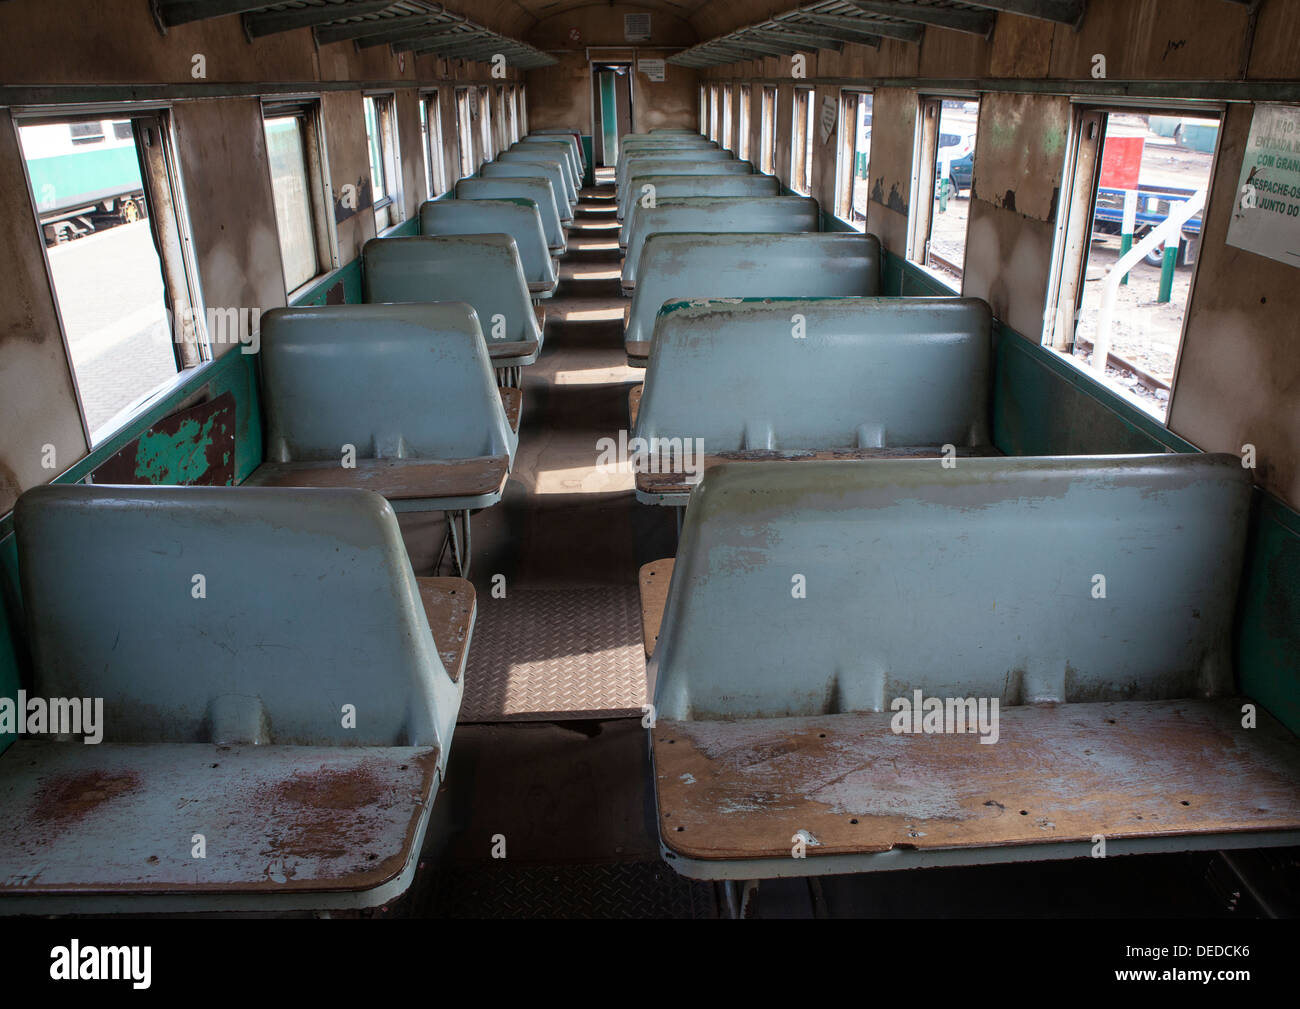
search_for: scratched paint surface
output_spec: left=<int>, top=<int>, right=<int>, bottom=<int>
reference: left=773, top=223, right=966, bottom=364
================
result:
left=654, top=700, right=1300, bottom=861
left=0, top=742, right=437, bottom=895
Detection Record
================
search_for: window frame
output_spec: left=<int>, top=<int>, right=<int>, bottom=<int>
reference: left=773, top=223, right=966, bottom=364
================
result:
left=1043, top=101, right=1223, bottom=419
left=363, top=92, right=402, bottom=234
left=722, top=84, right=733, bottom=152
left=790, top=87, right=814, bottom=196
left=760, top=85, right=777, bottom=175
left=261, top=98, right=337, bottom=297
left=454, top=87, right=475, bottom=179
left=737, top=85, right=752, bottom=163
left=834, top=89, right=872, bottom=229
left=14, top=105, right=208, bottom=445
left=420, top=90, right=449, bottom=200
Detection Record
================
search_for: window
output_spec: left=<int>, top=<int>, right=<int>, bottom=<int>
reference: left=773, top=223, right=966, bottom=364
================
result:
left=835, top=91, right=873, bottom=229
left=909, top=97, right=979, bottom=283
left=478, top=87, right=494, bottom=161
left=455, top=88, right=474, bottom=178
left=495, top=86, right=508, bottom=152
left=1045, top=107, right=1219, bottom=420
left=506, top=85, right=519, bottom=144
left=420, top=92, right=448, bottom=199
left=738, top=86, right=752, bottom=162
left=709, top=86, right=720, bottom=142
left=722, top=85, right=733, bottom=152
left=262, top=101, right=334, bottom=293
left=364, top=94, right=401, bottom=232
left=18, top=111, right=205, bottom=442
left=760, top=86, right=777, bottom=175
left=518, top=86, right=528, bottom=136
left=790, top=89, right=814, bottom=195
left=699, top=86, right=707, bottom=135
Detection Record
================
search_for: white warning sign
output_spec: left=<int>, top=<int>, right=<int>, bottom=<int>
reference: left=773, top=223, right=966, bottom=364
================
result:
left=638, top=59, right=665, bottom=82
left=1227, top=103, right=1300, bottom=268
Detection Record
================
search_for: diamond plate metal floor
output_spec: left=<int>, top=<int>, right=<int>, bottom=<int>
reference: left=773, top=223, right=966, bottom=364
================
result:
left=413, top=861, right=718, bottom=919
left=458, top=586, right=647, bottom=722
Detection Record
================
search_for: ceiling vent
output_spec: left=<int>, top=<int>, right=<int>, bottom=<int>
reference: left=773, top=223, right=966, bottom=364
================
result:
left=624, top=13, right=652, bottom=42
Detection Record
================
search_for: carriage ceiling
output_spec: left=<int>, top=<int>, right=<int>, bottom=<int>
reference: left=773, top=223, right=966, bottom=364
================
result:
left=149, top=0, right=1258, bottom=67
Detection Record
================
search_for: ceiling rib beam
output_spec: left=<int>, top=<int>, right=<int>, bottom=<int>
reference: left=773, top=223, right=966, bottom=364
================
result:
left=791, top=11, right=922, bottom=43
left=841, top=1, right=995, bottom=38
left=748, top=25, right=846, bottom=50
left=315, top=12, right=458, bottom=46
left=152, top=0, right=268, bottom=30
left=961, top=0, right=1087, bottom=27
left=242, top=0, right=401, bottom=40
left=776, top=16, right=883, bottom=48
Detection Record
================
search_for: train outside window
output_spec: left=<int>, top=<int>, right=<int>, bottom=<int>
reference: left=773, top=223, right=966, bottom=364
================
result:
left=1047, top=107, right=1220, bottom=421
left=364, top=94, right=402, bottom=233
left=16, top=113, right=193, bottom=441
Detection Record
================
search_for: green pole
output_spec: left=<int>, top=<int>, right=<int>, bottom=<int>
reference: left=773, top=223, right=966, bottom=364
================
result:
left=1157, top=242, right=1177, bottom=303
left=1119, top=189, right=1137, bottom=287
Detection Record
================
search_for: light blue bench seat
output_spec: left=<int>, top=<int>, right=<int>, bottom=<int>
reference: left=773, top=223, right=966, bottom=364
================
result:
left=631, top=296, right=992, bottom=504
left=621, top=196, right=820, bottom=292
left=640, top=455, right=1300, bottom=881
left=363, top=234, right=545, bottom=382
left=482, top=158, right=574, bottom=219
left=509, top=139, right=580, bottom=194
left=528, top=128, right=585, bottom=172
left=615, top=160, right=755, bottom=219
left=492, top=151, right=578, bottom=210
left=0, top=483, right=473, bottom=913
left=245, top=302, right=518, bottom=574
left=419, top=198, right=558, bottom=300
left=620, top=175, right=783, bottom=247
left=456, top=177, right=566, bottom=254
left=623, top=233, right=881, bottom=363
left=616, top=152, right=742, bottom=211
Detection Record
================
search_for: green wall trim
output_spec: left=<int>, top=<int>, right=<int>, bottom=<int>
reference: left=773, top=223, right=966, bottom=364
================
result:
left=0, top=347, right=264, bottom=755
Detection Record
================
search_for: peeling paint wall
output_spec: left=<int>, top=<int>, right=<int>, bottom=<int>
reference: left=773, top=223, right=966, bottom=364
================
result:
left=172, top=98, right=287, bottom=356
left=0, top=110, right=88, bottom=516
left=863, top=87, right=917, bottom=256
left=1169, top=104, right=1300, bottom=509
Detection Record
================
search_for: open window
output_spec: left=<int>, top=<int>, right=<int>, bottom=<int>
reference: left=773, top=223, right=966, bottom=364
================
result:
left=699, top=86, right=707, bottom=135
left=738, top=85, right=752, bottom=163
left=505, top=85, right=519, bottom=144
left=518, top=86, right=528, bottom=136
left=835, top=91, right=873, bottom=229
left=722, top=85, right=733, bottom=152
left=478, top=87, right=494, bottom=162
left=760, top=86, right=777, bottom=175
left=262, top=100, right=336, bottom=296
left=909, top=96, right=979, bottom=284
left=420, top=91, right=448, bottom=199
left=17, top=109, right=205, bottom=443
left=455, top=88, right=475, bottom=178
left=363, top=93, right=401, bottom=233
left=790, top=88, right=813, bottom=196
left=1046, top=106, right=1219, bottom=420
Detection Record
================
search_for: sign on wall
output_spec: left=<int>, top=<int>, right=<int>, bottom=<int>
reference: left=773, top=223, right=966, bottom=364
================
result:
left=819, top=94, right=836, bottom=144
left=1227, top=103, right=1300, bottom=268
left=638, top=59, right=665, bottom=82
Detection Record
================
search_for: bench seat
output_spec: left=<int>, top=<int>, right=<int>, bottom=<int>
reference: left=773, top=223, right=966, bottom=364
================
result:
left=0, top=742, right=439, bottom=913
left=246, top=456, right=509, bottom=511
left=633, top=446, right=1000, bottom=506
left=651, top=700, right=1300, bottom=878
left=418, top=577, right=475, bottom=681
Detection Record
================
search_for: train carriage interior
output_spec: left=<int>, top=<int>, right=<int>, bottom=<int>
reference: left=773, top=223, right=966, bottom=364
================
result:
left=1, top=0, right=1299, bottom=934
